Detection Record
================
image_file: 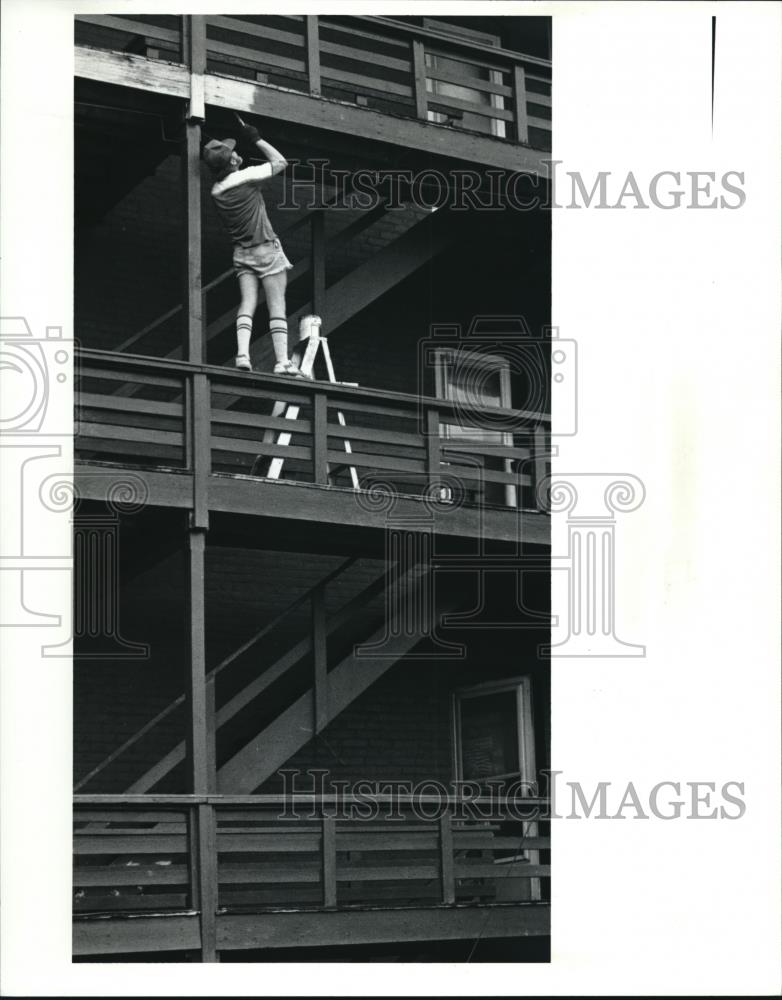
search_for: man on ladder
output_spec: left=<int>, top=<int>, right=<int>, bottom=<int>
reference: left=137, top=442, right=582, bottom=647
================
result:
left=203, top=116, right=309, bottom=379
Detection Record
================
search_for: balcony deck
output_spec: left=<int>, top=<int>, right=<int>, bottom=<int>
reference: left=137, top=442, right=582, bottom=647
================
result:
left=74, top=13, right=551, bottom=174
left=73, top=794, right=550, bottom=957
left=76, top=349, right=551, bottom=546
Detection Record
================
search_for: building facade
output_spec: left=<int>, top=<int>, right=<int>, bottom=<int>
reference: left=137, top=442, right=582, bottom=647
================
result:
left=72, top=13, right=552, bottom=962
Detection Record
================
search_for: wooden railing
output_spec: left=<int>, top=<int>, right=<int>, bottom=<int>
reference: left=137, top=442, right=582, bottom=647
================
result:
left=75, top=349, right=551, bottom=512
left=74, top=14, right=551, bottom=149
left=74, top=794, right=550, bottom=917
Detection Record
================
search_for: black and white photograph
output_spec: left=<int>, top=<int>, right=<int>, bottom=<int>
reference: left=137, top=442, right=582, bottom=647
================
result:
left=0, top=0, right=780, bottom=995
left=70, top=10, right=553, bottom=963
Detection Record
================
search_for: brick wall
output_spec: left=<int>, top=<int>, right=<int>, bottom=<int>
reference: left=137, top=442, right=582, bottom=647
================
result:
left=74, top=540, right=549, bottom=793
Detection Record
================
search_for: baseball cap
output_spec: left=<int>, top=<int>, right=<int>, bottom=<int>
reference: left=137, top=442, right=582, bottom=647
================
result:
left=203, top=138, right=237, bottom=174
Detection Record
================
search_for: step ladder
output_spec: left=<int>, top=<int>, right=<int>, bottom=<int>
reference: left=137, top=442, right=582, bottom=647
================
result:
left=258, top=316, right=359, bottom=487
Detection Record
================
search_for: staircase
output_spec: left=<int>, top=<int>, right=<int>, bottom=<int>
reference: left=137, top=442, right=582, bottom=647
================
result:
left=76, top=555, right=459, bottom=795
left=218, top=569, right=456, bottom=792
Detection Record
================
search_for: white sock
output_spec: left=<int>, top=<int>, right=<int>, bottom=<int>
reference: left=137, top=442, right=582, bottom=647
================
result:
left=269, top=318, right=288, bottom=365
left=236, top=314, right=252, bottom=358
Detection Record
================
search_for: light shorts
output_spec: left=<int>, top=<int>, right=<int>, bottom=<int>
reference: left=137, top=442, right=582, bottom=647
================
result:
left=233, top=238, right=293, bottom=280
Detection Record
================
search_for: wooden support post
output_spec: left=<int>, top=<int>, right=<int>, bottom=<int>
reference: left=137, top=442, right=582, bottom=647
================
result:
left=184, top=530, right=218, bottom=961
left=185, top=528, right=210, bottom=795
left=182, top=121, right=203, bottom=364
left=322, top=814, right=337, bottom=909
left=312, top=392, right=329, bottom=486
left=182, top=16, right=205, bottom=363
left=312, top=583, right=328, bottom=733
left=513, top=64, right=530, bottom=144
left=305, top=16, right=321, bottom=98
left=412, top=39, right=429, bottom=120
left=310, top=210, right=326, bottom=321
left=439, top=812, right=455, bottom=904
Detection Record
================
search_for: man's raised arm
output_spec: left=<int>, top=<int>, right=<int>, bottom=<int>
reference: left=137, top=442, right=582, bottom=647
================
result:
left=241, top=123, right=288, bottom=176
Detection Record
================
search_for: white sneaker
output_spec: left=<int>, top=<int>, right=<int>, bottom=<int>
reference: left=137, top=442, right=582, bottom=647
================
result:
left=273, top=360, right=313, bottom=380
left=235, top=354, right=252, bottom=372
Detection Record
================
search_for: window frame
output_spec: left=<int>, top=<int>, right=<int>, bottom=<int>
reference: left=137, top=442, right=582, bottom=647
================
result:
left=451, top=676, right=537, bottom=786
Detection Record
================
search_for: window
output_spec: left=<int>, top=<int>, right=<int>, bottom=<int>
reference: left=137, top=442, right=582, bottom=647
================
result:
left=452, top=678, right=536, bottom=784
left=433, top=348, right=517, bottom=507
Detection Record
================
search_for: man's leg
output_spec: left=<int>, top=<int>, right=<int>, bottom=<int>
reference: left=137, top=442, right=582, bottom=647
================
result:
left=261, top=269, right=290, bottom=367
left=236, top=272, right=259, bottom=364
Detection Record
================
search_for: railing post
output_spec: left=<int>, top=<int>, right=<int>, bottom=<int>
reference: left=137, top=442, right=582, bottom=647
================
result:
left=513, top=63, right=530, bottom=144
left=188, top=803, right=218, bottom=961
left=305, top=16, right=321, bottom=98
left=312, top=391, right=329, bottom=486
left=322, top=813, right=337, bottom=908
left=189, top=373, right=210, bottom=531
left=311, top=581, right=328, bottom=732
left=412, top=38, right=429, bottom=120
left=439, top=811, right=455, bottom=904
left=425, top=406, right=441, bottom=484
left=533, top=422, right=549, bottom=512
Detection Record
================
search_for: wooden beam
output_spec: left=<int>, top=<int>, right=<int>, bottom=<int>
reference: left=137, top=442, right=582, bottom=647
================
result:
left=305, top=16, right=321, bottom=98
left=216, top=905, right=550, bottom=950
left=208, top=476, right=551, bottom=547
left=73, top=914, right=200, bottom=956
left=75, top=465, right=192, bottom=510
left=203, top=71, right=548, bottom=174
left=75, top=46, right=190, bottom=98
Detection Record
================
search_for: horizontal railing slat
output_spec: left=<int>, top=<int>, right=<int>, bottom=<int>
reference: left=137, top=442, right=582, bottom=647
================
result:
left=455, top=863, right=550, bottom=879
left=212, top=436, right=311, bottom=460
left=76, top=14, right=180, bottom=45
left=74, top=835, right=187, bottom=854
left=425, top=65, right=513, bottom=97
left=325, top=449, right=425, bottom=474
left=212, top=410, right=313, bottom=434
left=78, top=392, right=183, bottom=417
left=74, top=866, right=189, bottom=887
left=207, top=15, right=305, bottom=50
left=76, top=422, right=182, bottom=446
